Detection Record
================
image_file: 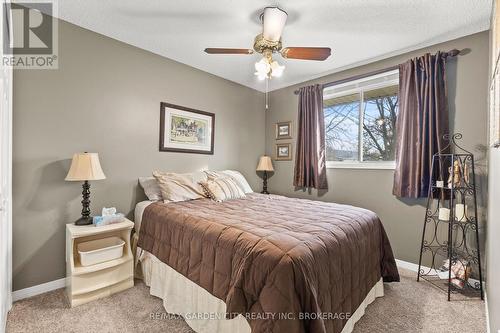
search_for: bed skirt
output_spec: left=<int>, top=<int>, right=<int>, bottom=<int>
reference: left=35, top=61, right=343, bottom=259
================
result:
left=139, top=248, right=384, bottom=333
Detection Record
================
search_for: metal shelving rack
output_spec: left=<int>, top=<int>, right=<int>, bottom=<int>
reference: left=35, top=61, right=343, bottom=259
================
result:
left=417, top=133, right=484, bottom=301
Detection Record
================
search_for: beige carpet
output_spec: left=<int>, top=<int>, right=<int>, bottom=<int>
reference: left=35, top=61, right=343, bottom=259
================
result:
left=6, top=268, right=486, bottom=333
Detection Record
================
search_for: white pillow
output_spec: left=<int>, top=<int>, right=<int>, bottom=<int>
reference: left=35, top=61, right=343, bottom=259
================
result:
left=138, top=177, right=162, bottom=201
left=221, top=170, right=253, bottom=193
left=192, top=171, right=209, bottom=184
left=205, top=170, right=253, bottom=194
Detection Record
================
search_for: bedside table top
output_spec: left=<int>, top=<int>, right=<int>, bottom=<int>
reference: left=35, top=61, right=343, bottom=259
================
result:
left=66, top=219, right=134, bottom=238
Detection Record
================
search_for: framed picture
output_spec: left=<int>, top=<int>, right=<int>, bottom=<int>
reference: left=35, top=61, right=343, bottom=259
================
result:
left=275, top=143, right=292, bottom=161
left=159, top=102, right=215, bottom=154
left=275, top=121, right=292, bottom=140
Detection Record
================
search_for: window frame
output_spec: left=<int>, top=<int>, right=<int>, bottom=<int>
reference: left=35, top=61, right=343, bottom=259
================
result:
left=323, top=69, right=399, bottom=170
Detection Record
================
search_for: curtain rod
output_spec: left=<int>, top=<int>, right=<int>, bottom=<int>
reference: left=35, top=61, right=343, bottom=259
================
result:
left=293, top=49, right=461, bottom=95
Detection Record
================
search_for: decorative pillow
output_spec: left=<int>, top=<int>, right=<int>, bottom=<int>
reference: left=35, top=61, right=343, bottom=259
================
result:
left=204, top=170, right=253, bottom=194
left=199, top=177, right=246, bottom=202
left=204, top=170, right=226, bottom=180
left=191, top=170, right=209, bottom=184
left=221, top=170, right=253, bottom=193
left=138, top=177, right=163, bottom=201
left=152, top=171, right=207, bottom=202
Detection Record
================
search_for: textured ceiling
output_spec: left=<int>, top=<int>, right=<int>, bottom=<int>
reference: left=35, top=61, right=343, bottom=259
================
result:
left=53, top=0, right=492, bottom=92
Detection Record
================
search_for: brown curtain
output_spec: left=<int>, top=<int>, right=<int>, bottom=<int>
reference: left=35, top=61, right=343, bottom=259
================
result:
left=293, top=84, right=328, bottom=190
left=393, top=52, right=450, bottom=198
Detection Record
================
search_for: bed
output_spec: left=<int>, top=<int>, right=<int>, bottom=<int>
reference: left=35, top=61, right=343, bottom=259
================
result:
left=134, top=192, right=399, bottom=333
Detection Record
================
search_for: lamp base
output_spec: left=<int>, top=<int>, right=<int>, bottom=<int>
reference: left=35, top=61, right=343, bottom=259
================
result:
left=75, top=180, right=93, bottom=226
left=261, top=170, right=269, bottom=194
left=74, top=216, right=93, bottom=226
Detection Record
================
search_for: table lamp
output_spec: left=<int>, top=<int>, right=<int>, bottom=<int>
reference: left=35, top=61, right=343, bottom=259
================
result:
left=256, top=155, right=274, bottom=194
left=65, top=152, right=106, bottom=225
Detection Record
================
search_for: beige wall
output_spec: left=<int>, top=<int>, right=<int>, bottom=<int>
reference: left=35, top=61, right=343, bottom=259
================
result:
left=12, top=20, right=265, bottom=290
left=266, top=32, right=490, bottom=266
left=12, top=18, right=490, bottom=294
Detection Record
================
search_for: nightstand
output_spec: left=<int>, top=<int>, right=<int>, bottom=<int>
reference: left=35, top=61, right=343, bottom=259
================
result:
left=66, top=219, right=134, bottom=307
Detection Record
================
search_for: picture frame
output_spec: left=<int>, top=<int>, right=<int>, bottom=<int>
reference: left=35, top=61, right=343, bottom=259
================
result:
left=159, top=102, right=215, bottom=154
left=275, top=121, right=292, bottom=140
left=275, top=143, right=292, bottom=161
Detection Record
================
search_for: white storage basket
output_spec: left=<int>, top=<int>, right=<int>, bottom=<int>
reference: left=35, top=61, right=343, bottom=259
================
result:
left=77, top=236, right=125, bottom=266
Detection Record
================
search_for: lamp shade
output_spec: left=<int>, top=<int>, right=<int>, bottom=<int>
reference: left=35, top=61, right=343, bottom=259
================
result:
left=262, top=7, right=287, bottom=42
left=65, top=153, right=106, bottom=181
left=256, top=155, right=274, bottom=172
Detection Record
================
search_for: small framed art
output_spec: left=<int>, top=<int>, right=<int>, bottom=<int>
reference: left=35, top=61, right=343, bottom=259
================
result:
left=275, top=121, right=292, bottom=140
left=275, top=143, right=292, bottom=161
left=159, top=102, right=215, bottom=154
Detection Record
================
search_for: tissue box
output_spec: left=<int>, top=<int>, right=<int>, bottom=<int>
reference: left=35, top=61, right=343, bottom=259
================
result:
left=93, top=213, right=125, bottom=227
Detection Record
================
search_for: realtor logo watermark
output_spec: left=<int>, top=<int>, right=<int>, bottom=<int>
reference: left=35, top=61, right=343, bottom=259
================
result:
left=2, top=1, right=58, bottom=69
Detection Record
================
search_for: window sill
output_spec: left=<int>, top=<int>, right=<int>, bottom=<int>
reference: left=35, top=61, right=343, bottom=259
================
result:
left=326, top=161, right=395, bottom=170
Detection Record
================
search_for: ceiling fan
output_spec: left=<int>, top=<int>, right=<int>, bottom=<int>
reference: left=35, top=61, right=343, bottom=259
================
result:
left=204, top=7, right=332, bottom=80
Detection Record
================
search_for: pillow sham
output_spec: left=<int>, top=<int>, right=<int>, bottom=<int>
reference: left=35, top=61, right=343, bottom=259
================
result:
left=199, top=177, right=246, bottom=202
left=153, top=171, right=207, bottom=202
left=204, top=170, right=253, bottom=194
left=191, top=170, right=209, bottom=184
left=138, top=177, right=163, bottom=201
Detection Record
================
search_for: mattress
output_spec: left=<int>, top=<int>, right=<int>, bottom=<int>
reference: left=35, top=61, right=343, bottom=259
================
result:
left=134, top=200, right=153, bottom=232
left=138, top=193, right=399, bottom=333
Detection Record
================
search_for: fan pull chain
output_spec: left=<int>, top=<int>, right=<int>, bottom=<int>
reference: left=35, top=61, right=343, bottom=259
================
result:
left=265, top=77, right=269, bottom=110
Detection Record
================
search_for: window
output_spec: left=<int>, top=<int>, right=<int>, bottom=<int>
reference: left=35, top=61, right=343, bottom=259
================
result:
left=323, top=70, right=399, bottom=169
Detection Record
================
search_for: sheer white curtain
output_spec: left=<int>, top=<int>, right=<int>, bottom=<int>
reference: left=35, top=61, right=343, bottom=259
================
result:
left=0, top=0, right=13, bottom=330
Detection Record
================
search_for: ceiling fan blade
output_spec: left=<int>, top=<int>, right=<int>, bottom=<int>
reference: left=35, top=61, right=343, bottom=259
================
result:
left=261, top=7, right=288, bottom=42
left=281, top=47, right=332, bottom=61
left=204, top=48, right=253, bottom=55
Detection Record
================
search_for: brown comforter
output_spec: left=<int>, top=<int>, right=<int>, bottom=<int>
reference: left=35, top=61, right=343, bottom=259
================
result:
left=138, top=193, right=399, bottom=333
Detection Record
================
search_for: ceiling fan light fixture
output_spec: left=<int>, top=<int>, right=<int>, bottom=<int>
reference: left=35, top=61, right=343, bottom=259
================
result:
left=255, top=57, right=285, bottom=79
left=204, top=6, right=332, bottom=85
left=270, top=61, right=285, bottom=77
left=261, top=7, right=288, bottom=42
left=255, top=58, right=271, bottom=73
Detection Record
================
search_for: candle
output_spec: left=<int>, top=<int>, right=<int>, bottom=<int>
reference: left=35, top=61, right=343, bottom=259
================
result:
left=439, top=208, right=450, bottom=221
left=455, top=204, right=467, bottom=222
left=436, top=180, right=444, bottom=188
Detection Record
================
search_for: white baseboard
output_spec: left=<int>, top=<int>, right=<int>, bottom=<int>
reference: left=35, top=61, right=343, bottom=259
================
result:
left=395, top=259, right=439, bottom=275
left=12, top=278, right=66, bottom=302
left=396, top=258, right=483, bottom=284
left=4, top=259, right=443, bottom=303
left=395, top=259, right=421, bottom=272
left=485, top=291, right=491, bottom=333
